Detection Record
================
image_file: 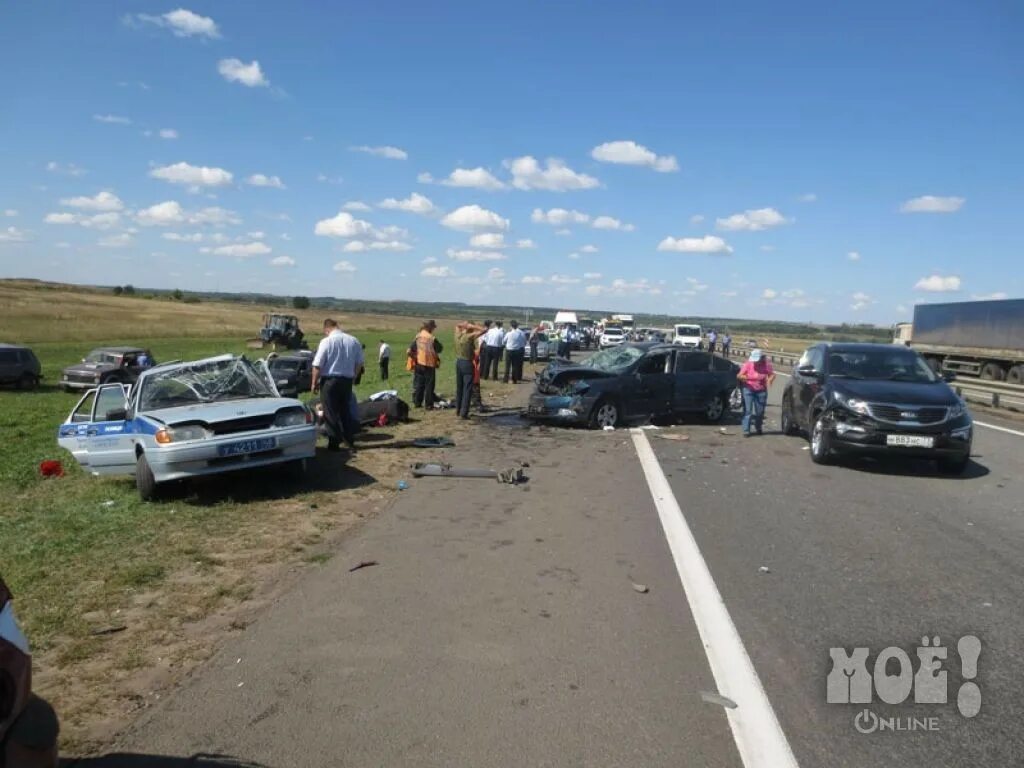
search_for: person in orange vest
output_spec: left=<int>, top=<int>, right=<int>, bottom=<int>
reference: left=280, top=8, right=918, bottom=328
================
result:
left=412, top=320, right=443, bottom=408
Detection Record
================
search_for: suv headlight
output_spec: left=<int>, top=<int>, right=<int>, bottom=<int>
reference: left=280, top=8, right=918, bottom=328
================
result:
left=834, top=392, right=869, bottom=415
left=275, top=408, right=312, bottom=427
left=948, top=401, right=967, bottom=419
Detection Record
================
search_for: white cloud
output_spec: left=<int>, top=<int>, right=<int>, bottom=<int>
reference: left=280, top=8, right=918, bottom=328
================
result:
left=378, top=192, right=436, bottom=215
left=592, top=215, right=634, bottom=231
left=584, top=272, right=602, bottom=280
left=0, top=226, right=30, bottom=243
left=314, top=211, right=375, bottom=238
left=972, top=292, right=1008, bottom=301
left=136, top=201, right=185, bottom=226
left=521, top=275, right=545, bottom=285
left=851, top=291, right=872, bottom=304
left=531, top=208, right=590, bottom=226
left=350, top=145, right=408, bottom=160
left=343, top=201, right=371, bottom=212
left=914, top=274, right=962, bottom=292
left=657, top=235, right=733, bottom=254
left=896, top=304, right=908, bottom=314
left=851, top=301, right=869, bottom=311
left=422, top=265, right=454, bottom=278
left=516, top=238, right=536, bottom=249
left=270, top=255, right=296, bottom=267
left=218, top=58, right=269, bottom=87
left=421, top=256, right=438, bottom=264
left=189, top=206, right=239, bottom=226
left=44, top=211, right=120, bottom=230
left=447, top=248, right=506, bottom=262
left=162, top=232, right=203, bottom=242
left=440, top=204, right=509, bottom=232
left=847, top=251, right=861, bottom=262
left=799, top=193, right=817, bottom=203
left=690, top=214, right=705, bottom=225
left=716, top=207, right=789, bottom=231
left=762, top=288, right=778, bottom=299
left=159, top=129, right=179, bottom=139
left=439, top=167, right=507, bottom=191
left=317, top=173, right=343, bottom=185
left=333, top=260, right=358, bottom=273
left=344, top=240, right=413, bottom=252
left=590, top=140, right=678, bottom=172
left=900, top=196, right=965, bottom=214
left=135, top=9, right=220, bottom=38
left=46, top=161, right=86, bottom=177
left=150, top=162, right=233, bottom=187
left=98, top=233, right=134, bottom=248
left=760, top=245, right=777, bottom=252
left=279, top=233, right=291, bottom=241
left=721, top=290, right=738, bottom=298
left=550, top=274, right=581, bottom=284
left=487, top=267, right=506, bottom=281
left=469, top=233, right=506, bottom=249
left=247, top=231, right=265, bottom=240
left=209, top=242, right=271, bottom=258
left=246, top=173, right=285, bottom=189
left=568, top=252, right=580, bottom=260
left=93, top=114, right=132, bottom=125
left=60, top=191, right=124, bottom=211
left=586, top=277, right=661, bottom=296
left=342, top=241, right=367, bottom=252
left=4, top=210, right=17, bottom=217
left=686, top=277, right=708, bottom=291
left=505, top=156, right=600, bottom=191
left=417, top=172, right=434, bottom=184
left=555, top=229, right=571, bottom=236
left=580, top=244, right=598, bottom=253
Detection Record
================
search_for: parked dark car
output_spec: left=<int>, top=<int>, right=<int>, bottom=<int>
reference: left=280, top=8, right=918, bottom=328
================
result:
left=527, top=343, right=738, bottom=428
left=780, top=343, right=972, bottom=474
left=60, top=346, right=154, bottom=392
left=0, top=344, right=42, bottom=390
left=267, top=352, right=314, bottom=396
left=1, top=577, right=60, bottom=767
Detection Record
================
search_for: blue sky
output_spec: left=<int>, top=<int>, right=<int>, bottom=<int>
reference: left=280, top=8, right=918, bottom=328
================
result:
left=2, top=0, right=1022, bottom=324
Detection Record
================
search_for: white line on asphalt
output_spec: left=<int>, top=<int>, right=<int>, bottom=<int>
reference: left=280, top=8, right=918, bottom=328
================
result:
left=630, top=429, right=800, bottom=768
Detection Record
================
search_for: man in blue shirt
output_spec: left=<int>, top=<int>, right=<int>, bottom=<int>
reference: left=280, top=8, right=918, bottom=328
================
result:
left=311, top=318, right=364, bottom=452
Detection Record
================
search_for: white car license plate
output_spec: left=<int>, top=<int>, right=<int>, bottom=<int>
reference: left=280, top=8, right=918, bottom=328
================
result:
left=886, top=434, right=934, bottom=448
left=217, top=437, right=276, bottom=457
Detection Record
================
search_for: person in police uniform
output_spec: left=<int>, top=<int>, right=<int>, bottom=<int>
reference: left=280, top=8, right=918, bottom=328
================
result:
left=311, top=318, right=364, bottom=452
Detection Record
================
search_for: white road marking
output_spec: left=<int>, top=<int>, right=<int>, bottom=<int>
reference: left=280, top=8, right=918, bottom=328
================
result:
left=630, top=429, right=800, bottom=768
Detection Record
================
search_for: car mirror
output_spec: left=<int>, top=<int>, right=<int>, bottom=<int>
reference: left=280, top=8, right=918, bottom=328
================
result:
left=796, top=364, right=820, bottom=378
left=105, top=407, right=127, bottom=421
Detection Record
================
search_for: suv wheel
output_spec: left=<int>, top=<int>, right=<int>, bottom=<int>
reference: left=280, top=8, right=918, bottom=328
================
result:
left=810, top=415, right=832, bottom=464
left=17, top=373, right=38, bottom=390
left=704, top=395, right=726, bottom=423
left=780, top=399, right=799, bottom=436
left=589, top=400, right=619, bottom=430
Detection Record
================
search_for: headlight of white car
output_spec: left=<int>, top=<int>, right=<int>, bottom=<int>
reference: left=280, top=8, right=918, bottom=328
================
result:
left=155, top=424, right=212, bottom=444
left=275, top=408, right=312, bottom=427
left=834, top=392, right=869, bottom=415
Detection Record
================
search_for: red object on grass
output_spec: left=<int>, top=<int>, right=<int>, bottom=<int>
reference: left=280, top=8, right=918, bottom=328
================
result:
left=376, top=411, right=389, bottom=427
left=39, top=460, right=64, bottom=477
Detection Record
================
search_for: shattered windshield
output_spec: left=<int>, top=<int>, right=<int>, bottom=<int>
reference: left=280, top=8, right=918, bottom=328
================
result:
left=138, top=357, right=275, bottom=411
left=582, top=346, right=644, bottom=373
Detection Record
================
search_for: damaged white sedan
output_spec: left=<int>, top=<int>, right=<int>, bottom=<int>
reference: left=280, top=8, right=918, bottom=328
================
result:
left=57, top=354, right=317, bottom=500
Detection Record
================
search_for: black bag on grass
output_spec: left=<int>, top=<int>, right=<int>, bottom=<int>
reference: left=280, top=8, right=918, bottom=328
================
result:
left=357, top=397, right=410, bottom=426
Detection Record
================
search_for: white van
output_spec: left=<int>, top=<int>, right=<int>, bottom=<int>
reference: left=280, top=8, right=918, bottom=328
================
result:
left=673, top=323, right=703, bottom=348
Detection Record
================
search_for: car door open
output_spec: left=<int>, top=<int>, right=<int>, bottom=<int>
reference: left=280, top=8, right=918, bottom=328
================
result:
left=57, top=383, right=136, bottom=475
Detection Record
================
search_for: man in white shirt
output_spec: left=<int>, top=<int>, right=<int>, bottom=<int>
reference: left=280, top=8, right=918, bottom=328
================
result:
left=311, top=319, right=364, bottom=452
left=482, top=321, right=506, bottom=381
left=378, top=339, right=391, bottom=381
left=502, top=320, right=528, bottom=383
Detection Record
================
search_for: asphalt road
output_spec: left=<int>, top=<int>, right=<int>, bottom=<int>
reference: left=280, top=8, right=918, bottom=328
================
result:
left=69, top=377, right=1024, bottom=768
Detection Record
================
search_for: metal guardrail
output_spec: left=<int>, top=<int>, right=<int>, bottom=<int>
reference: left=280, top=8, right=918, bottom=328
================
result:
left=722, top=346, right=1024, bottom=413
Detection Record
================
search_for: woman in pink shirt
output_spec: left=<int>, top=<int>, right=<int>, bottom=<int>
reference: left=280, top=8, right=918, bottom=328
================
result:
left=737, top=349, right=775, bottom=436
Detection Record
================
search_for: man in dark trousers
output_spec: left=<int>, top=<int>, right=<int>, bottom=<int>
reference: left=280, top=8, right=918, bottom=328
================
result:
left=311, top=318, right=364, bottom=452
left=412, top=320, right=443, bottom=408
left=503, top=320, right=527, bottom=383
left=378, top=339, right=391, bottom=381
left=454, top=320, right=487, bottom=419
left=478, top=320, right=493, bottom=380
left=485, top=320, right=505, bottom=381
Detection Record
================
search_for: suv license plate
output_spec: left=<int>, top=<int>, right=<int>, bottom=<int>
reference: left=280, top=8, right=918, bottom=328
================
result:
left=887, top=434, right=934, bottom=448
left=217, top=437, right=276, bottom=457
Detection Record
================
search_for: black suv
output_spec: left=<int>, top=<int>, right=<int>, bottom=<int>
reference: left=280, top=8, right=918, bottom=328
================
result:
left=780, top=343, right=972, bottom=474
left=0, top=344, right=42, bottom=390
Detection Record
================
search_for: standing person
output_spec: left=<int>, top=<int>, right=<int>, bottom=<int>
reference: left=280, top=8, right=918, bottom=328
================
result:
left=558, top=326, right=572, bottom=361
left=484, top=321, right=505, bottom=381
left=478, top=320, right=493, bottom=380
left=737, top=349, right=775, bottom=437
left=454, top=321, right=487, bottom=419
left=412, top=320, right=443, bottom=409
left=722, top=333, right=732, bottom=357
left=311, top=318, right=364, bottom=452
left=503, top=321, right=527, bottom=383
left=528, top=325, right=541, bottom=364
left=707, top=329, right=718, bottom=354
left=472, top=332, right=485, bottom=411
left=378, top=339, right=391, bottom=381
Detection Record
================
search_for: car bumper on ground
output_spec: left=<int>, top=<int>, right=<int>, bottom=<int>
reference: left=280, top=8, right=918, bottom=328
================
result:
left=826, top=412, right=972, bottom=459
left=525, top=393, right=595, bottom=424
left=145, top=425, right=318, bottom=482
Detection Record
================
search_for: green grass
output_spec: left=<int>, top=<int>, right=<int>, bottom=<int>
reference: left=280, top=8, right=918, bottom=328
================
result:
left=0, top=325, right=456, bottom=654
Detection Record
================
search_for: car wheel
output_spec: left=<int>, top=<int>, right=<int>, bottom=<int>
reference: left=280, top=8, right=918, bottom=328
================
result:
left=780, top=399, right=799, bottom=436
left=937, top=455, right=970, bottom=476
left=589, top=399, right=620, bottom=429
left=810, top=415, right=832, bottom=465
left=16, top=373, right=38, bottom=390
left=979, top=363, right=1005, bottom=381
left=704, top=395, right=726, bottom=423
left=1007, top=365, right=1024, bottom=386
left=135, top=453, right=160, bottom=501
